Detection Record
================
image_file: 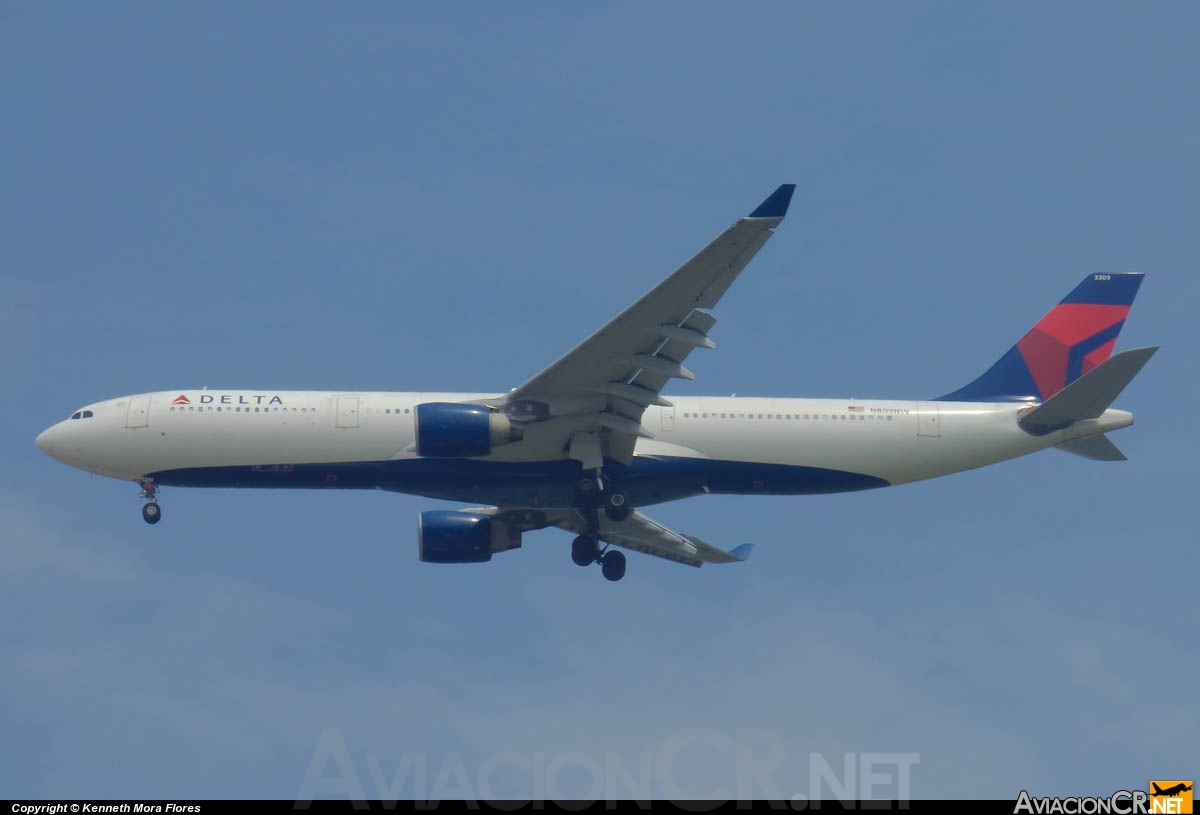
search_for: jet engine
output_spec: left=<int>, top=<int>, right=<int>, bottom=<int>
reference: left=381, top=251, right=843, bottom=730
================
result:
left=414, top=402, right=521, bottom=457
left=417, top=510, right=522, bottom=564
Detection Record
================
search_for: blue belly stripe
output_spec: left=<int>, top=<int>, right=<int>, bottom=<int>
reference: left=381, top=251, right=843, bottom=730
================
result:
left=148, top=456, right=890, bottom=507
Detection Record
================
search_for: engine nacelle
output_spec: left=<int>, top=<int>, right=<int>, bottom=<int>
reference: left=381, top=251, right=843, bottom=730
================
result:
left=417, top=510, right=522, bottom=564
left=414, top=402, right=520, bottom=457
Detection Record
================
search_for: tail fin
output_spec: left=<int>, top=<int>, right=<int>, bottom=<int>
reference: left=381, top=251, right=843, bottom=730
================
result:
left=937, top=273, right=1144, bottom=402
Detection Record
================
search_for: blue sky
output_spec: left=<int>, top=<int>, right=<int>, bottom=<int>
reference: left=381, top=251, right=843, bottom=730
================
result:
left=2, top=2, right=1197, bottom=802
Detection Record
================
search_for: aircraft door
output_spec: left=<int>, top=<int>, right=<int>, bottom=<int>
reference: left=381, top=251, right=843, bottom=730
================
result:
left=916, top=403, right=941, bottom=437
left=125, top=396, right=151, bottom=428
left=661, top=405, right=675, bottom=432
left=336, top=397, right=360, bottom=429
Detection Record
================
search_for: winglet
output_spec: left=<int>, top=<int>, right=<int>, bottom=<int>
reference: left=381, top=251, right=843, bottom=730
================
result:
left=748, top=184, right=795, bottom=219
left=728, top=543, right=755, bottom=561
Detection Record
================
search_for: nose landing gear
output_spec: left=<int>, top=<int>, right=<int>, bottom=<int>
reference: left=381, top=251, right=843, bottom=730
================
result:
left=139, top=479, right=161, bottom=525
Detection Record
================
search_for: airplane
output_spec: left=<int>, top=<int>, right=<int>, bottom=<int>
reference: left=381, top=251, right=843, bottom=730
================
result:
left=1152, top=783, right=1193, bottom=797
left=35, top=184, right=1158, bottom=583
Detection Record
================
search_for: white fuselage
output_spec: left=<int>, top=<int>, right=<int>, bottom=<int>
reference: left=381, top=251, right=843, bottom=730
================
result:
left=34, top=389, right=1134, bottom=509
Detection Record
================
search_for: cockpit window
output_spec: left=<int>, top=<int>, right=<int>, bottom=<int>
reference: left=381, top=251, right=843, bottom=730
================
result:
left=70, top=412, right=81, bottom=420
left=82, top=410, right=93, bottom=418
left=69, top=410, right=94, bottom=420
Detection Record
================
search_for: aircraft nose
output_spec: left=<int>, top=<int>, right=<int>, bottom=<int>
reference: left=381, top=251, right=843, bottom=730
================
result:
left=35, top=423, right=68, bottom=461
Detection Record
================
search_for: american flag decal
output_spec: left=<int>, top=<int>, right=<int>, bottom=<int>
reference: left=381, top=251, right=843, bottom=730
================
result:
left=848, top=405, right=864, bottom=412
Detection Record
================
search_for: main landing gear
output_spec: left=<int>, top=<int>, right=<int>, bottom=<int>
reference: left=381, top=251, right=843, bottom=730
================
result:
left=572, top=535, right=626, bottom=582
left=576, top=473, right=631, bottom=523
left=571, top=469, right=631, bottom=581
left=139, top=479, right=161, bottom=525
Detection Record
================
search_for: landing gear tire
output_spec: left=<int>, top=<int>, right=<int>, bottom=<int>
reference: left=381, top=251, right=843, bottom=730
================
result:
left=571, top=535, right=599, bottom=567
left=603, top=491, right=630, bottom=522
left=142, top=502, right=161, bottom=525
left=604, top=504, right=631, bottom=522
left=578, top=477, right=595, bottom=493
left=601, top=550, right=626, bottom=582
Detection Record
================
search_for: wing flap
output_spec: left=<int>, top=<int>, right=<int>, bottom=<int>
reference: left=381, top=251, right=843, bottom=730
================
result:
left=628, top=309, right=719, bottom=398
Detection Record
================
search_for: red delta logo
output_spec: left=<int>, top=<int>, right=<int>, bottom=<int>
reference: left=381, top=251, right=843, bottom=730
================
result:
left=171, top=395, right=191, bottom=406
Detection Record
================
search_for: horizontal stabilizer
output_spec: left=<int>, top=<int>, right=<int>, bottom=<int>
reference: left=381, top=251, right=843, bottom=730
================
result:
left=1019, top=346, right=1158, bottom=434
left=1056, top=434, right=1127, bottom=461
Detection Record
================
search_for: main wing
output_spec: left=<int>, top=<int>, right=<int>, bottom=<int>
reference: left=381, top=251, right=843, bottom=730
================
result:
left=467, top=506, right=753, bottom=568
left=498, top=184, right=795, bottom=466
left=550, top=507, right=753, bottom=568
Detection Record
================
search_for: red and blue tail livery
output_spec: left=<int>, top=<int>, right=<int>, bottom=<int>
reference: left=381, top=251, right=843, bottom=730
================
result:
left=937, top=273, right=1144, bottom=402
